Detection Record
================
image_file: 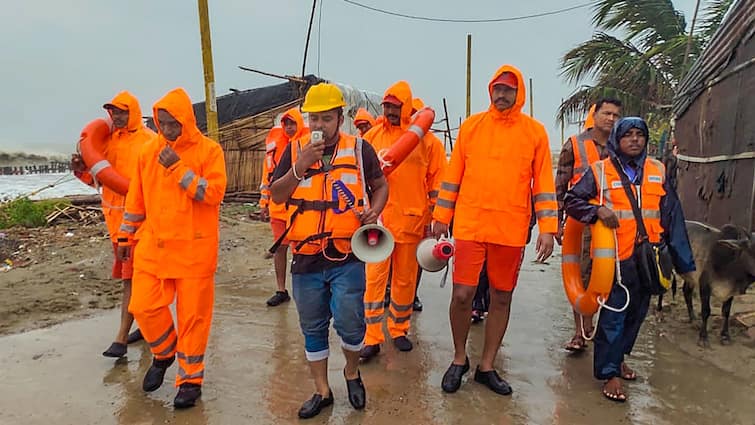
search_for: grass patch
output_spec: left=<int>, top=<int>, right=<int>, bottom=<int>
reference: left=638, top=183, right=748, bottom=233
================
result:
left=0, top=197, right=71, bottom=229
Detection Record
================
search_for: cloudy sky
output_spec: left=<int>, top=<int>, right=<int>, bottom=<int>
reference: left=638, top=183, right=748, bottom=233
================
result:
left=0, top=0, right=701, bottom=154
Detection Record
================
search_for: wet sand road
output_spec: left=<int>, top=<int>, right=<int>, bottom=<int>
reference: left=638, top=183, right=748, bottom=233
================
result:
left=2, top=246, right=755, bottom=425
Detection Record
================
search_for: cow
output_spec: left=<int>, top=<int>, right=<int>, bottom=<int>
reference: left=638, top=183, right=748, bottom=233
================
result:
left=678, top=221, right=755, bottom=347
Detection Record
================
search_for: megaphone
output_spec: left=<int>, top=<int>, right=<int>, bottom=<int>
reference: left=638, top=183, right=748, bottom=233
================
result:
left=351, top=224, right=395, bottom=263
left=416, top=237, right=455, bottom=272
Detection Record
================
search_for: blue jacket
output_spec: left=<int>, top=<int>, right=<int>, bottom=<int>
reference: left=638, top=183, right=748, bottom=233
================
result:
left=564, top=117, right=696, bottom=274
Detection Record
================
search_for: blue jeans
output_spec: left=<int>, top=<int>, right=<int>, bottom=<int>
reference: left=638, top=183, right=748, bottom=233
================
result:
left=292, top=261, right=367, bottom=361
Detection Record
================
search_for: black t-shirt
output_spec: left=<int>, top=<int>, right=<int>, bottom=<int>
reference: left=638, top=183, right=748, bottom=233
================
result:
left=271, top=137, right=383, bottom=274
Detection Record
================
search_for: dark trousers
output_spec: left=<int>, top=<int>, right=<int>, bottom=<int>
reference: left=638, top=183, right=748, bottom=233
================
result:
left=593, top=258, right=651, bottom=380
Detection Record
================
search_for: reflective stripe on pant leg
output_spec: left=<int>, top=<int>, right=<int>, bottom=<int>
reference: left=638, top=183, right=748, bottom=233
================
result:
left=387, top=243, right=418, bottom=339
left=330, top=261, right=367, bottom=351
left=174, top=276, right=214, bottom=386
left=364, top=255, right=391, bottom=345
left=129, top=269, right=177, bottom=360
left=292, top=270, right=332, bottom=361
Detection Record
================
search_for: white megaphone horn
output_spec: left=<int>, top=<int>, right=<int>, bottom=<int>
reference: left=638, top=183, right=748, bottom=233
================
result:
left=416, top=237, right=455, bottom=272
left=351, top=224, right=395, bottom=263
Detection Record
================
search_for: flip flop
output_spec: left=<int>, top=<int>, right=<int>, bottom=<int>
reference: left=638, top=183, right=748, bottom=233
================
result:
left=564, top=335, right=585, bottom=352
left=602, top=380, right=627, bottom=403
left=620, top=364, right=637, bottom=381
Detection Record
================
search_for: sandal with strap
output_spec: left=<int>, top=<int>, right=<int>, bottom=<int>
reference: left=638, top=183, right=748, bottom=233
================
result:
left=564, top=335, right=586, bottom=352
left=620, top=363, right=637, bottom=381
left=602, top=379, right=627, bottom=403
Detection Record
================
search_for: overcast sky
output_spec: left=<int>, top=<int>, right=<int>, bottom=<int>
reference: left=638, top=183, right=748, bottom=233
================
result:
left=0, top=0, right=701, bottom=154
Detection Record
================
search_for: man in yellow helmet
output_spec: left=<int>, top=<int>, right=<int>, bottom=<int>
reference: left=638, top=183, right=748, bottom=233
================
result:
left=270, top=83, right=388, bottom=419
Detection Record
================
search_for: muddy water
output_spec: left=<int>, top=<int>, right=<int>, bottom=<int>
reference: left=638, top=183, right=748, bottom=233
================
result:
left=1, top=250, right=754, bottom=425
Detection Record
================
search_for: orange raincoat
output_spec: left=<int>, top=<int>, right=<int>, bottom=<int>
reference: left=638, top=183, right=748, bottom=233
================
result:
left=120, top=88, right=227, bottom=387
left=354, top=108, right=376, bottom=136
left=434, top=65, right=558, bottom=246
left=75, top=91, right=155, bottom=243
left=362, top=82, right=446, bottom=344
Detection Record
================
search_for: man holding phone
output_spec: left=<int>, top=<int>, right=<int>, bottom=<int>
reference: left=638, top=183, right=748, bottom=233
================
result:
left=270, top=83, right=388, bottom=419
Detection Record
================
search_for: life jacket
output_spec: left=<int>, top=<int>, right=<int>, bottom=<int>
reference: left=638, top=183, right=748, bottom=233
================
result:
left=286, top=133, right=367, bottom=255
left=570, top=130, right=602, bottom=186
left=591, top=157, right=666, bottom=260
left=260, top=127, right=292, bottom=220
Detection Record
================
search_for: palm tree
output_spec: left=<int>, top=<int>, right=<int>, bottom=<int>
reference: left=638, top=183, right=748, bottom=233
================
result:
left=557, top=0, right=734, bottom=133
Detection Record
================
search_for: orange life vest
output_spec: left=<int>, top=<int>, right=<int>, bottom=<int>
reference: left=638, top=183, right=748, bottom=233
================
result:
left=591, top=157, right=666, bottom=260
left=260, top=127, right=292, bottom=220
left=569, top=131, right=602, bottom=186
left=287, top=133, right=367, bottom=255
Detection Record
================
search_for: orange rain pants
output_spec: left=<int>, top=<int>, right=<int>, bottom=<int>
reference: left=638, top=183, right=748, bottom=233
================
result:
left=129, top=268, right=214, bottom=386
left=364, top=242, right=418, bottom=344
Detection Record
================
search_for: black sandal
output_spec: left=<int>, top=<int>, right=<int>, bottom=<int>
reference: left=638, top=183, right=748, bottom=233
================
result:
left=102, top=342, right=127, bottom=358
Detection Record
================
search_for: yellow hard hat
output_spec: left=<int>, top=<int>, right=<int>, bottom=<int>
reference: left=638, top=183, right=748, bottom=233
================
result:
left=301, top=83, right=347, bottom=113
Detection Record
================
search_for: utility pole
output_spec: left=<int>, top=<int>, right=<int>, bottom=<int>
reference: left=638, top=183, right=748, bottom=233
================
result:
left=682, top=0, right=702, bottom=73
left=198, top=0, right=218, bottom=141
left=466, top=34, right=472, bottom=118
left=302, top=0, right=318, bottom=78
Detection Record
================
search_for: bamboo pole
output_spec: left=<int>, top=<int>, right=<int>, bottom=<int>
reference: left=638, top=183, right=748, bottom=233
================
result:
left=198, top=0, right=218, bottom=141
left=529, top=78, right=534, bottom=117
left=443, top=98, right=453, bottom=150
left=238, top=66, right=307, bottom=84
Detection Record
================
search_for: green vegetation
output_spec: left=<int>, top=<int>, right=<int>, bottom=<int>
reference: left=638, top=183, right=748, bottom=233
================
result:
left=0, top=197, right=70, bottom=229
left=558, top=0, right=734, bottom=134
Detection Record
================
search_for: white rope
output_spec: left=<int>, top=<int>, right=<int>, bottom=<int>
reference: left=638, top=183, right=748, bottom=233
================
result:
left=377, top=148, right=392, bottom=169
left=579, top=229, right=630, bottom=341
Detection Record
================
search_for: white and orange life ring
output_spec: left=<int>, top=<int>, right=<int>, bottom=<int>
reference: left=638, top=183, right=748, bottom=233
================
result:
left=379, top=107, right=435, bottom=176
left=77, top=118, right=130, bottom=196
left=561, top=217, right=616, bottom=315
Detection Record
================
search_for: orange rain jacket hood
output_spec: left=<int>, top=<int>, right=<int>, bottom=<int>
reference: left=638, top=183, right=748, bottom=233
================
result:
left=362, top=81, right=446, bottom=243
left=281, top=107, right=309, bottom=141
left=119, top=88, right=227, bottom=278
left=376, top=80, right=413, bottom=129
left=354, top=108, right=376, bottom=127
left=434, top=65, right=558, bottom=246
left=76, top=91, right=155, bottom=242
left=485, top=65, right=528, bottom=125
left=260, top=107, right=307, bottom=220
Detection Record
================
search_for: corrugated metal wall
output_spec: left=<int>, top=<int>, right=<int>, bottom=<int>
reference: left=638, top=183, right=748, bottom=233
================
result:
left=674, top=28, right=755, bottom=231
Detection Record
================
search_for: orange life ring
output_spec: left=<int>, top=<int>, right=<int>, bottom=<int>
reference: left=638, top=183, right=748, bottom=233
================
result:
left=561, top=216, right=616, bottom=315
left=380, top=107, right=435, bottom=176
left=77, top=118, right=130, bottom=196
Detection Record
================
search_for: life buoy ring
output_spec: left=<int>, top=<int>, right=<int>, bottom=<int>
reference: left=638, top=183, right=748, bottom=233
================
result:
left=561, top=216, right=616, bottom=315
left=77, top=118, right=130, bottom=196
left=379, top=107, right=435, bottom=176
